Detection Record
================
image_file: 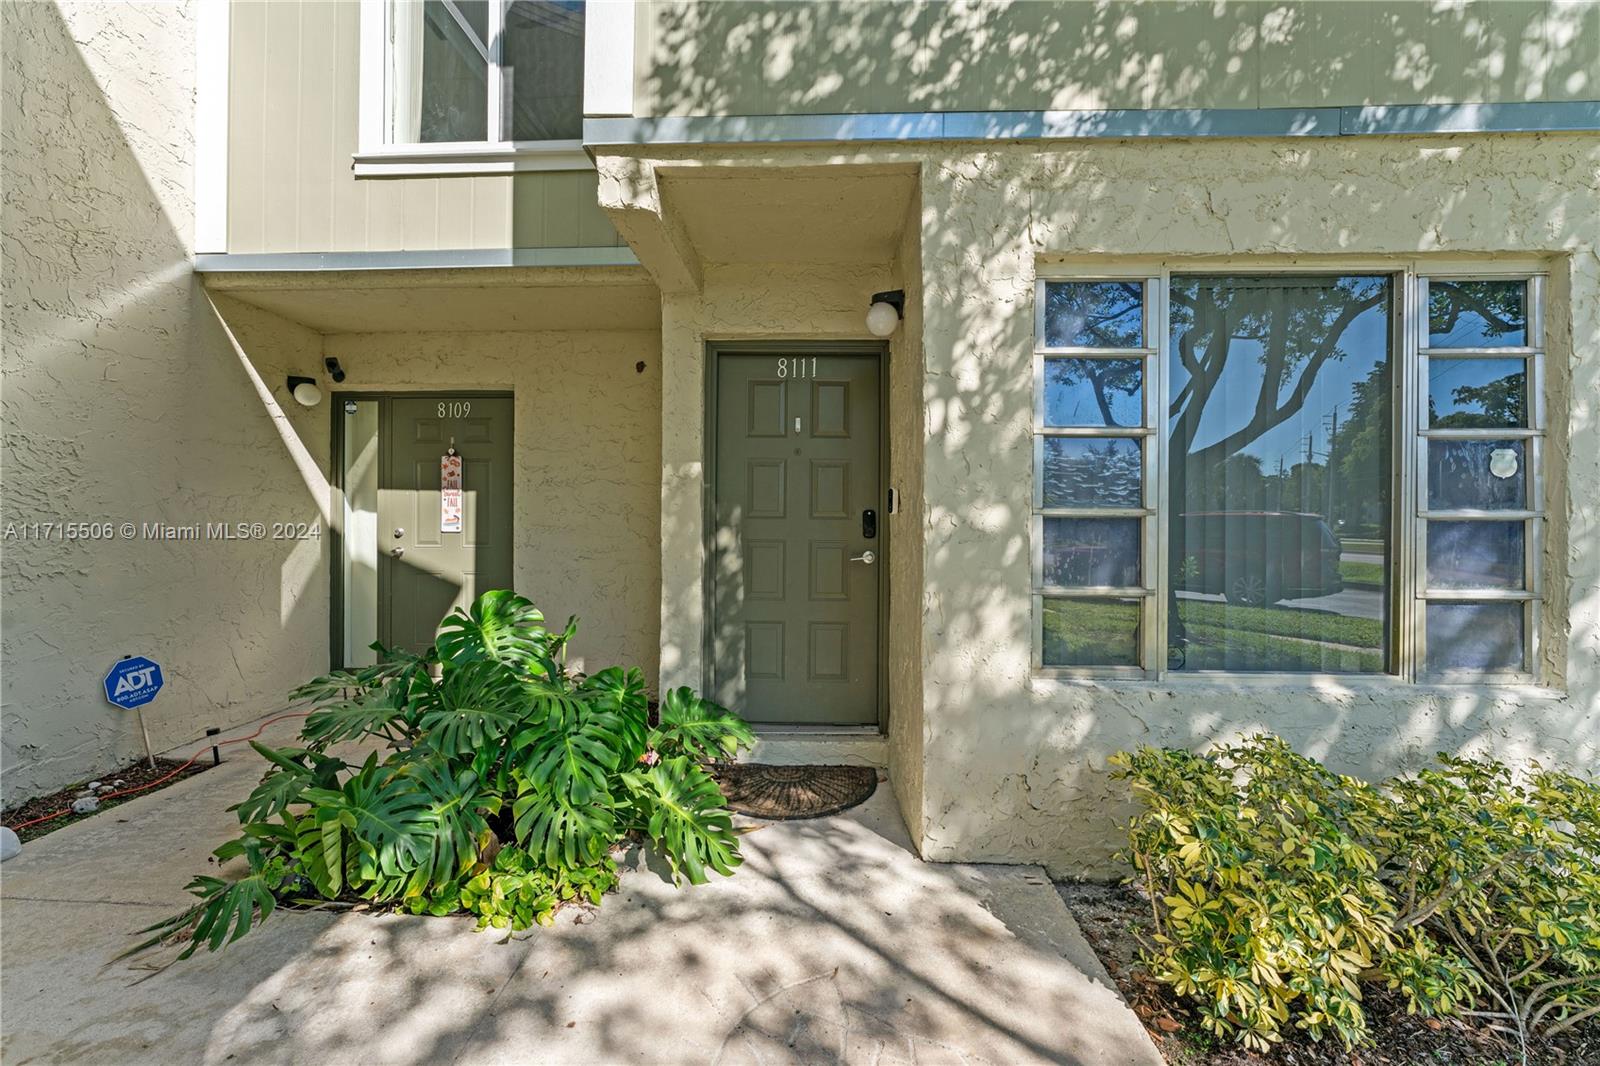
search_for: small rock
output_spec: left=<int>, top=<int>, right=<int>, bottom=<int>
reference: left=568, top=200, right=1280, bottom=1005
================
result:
left=95, top=783, right=115, bottom=793
left=86, top=780, right=103, bottom=789
left=0, top=827, right=20, bottom=862
left=71, top=796, right=100, bottom=814
left=113, top=779, right=126, bottom=786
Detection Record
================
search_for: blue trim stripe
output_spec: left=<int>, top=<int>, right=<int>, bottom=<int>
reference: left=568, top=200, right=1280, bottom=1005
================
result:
left=194, top=247, right=640, bottom=273
left=585, top=100, right=1600, bottom=147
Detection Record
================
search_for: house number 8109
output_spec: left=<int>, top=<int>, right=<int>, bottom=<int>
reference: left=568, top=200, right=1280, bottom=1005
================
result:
left=437, top=401, right=471, bottom=418
left=776, top=357, right=817, bottom=379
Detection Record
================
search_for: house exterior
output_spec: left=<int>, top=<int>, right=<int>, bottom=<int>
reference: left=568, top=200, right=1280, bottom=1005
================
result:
left=4, top=0, right=1598, bottom=874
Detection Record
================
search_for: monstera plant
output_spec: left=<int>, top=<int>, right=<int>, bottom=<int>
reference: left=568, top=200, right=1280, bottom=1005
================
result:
left=132, top=591, right=754, bottom=958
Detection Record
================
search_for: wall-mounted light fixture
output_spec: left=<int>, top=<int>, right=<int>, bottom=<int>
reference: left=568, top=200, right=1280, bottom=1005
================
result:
left=287, top=375, right=322, bottom=407
left=324, top=357, right=347, bottom=382
left=866, top=289, right=905, bottom=338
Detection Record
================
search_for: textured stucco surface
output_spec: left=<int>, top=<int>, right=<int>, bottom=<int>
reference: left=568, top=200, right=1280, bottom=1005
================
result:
left=599, top=133, right=1600, bottom=875
left=315, top=329, right=664, bottom=677
left=1, top=1, right=329, bottom=803
left=914, top=134, right=1600, bottom=875
left=208, top=297, right=665, bottom=681
left=636, top=0, right=1600, bottom=117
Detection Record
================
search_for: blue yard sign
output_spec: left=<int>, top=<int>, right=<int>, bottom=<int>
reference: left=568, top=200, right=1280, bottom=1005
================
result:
left=104, top=656, right=163, bottom=710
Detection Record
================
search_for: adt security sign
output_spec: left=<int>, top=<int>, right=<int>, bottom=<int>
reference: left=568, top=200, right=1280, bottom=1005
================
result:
left=105, top=656, right=163, bottom=709
left=105, top=656, right=163, bottom=769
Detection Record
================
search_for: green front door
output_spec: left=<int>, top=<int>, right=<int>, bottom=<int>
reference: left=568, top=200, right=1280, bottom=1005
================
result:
left=712, top=351, right=882, bottom=725
left=380, top=396, right=514, bottom=653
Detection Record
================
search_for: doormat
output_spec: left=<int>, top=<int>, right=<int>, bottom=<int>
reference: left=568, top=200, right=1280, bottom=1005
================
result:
left=710, top=764, right=877, bottom=820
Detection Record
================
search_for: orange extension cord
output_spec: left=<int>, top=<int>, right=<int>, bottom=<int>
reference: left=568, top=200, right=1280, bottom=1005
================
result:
left=4, top=711, right=310, bottom=832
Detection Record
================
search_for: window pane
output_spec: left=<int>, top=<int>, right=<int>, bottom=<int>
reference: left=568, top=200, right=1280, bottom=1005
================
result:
left=1427, top=521, right=1524, bottom=589
left=1427, top=279, right=1528, bottom=348
left=504, top=1, right=585, bottom=141
left=1428, top=439, right=1526, bottom=511
left=1168, top=275, right=1392, bottom=673
left=1044, top=358, right=1143, bottom=427
left=1042, top=598, right=1141, bottom=667
left=1426, top=602, right=1525, bottom=672
left=1042, top=517, right=1141, bottom=587
left=1043, top=281, right=1143, bottom=348
left=1042, top=438, right=1142, bottom=508
left=390, top=0, right=490, bottom=143
left=1428, top=358, right=1527, bottom=428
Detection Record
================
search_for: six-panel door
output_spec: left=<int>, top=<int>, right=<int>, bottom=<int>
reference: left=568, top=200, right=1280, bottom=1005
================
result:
left=380, top=396, right=515, bottom=653
left=712, top=353, right=882, bottom=725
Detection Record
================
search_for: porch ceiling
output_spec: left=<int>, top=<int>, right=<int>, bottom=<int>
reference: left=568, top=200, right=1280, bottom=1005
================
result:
left=201, top=266, right=661, bottom=334
left=659, top=165, right=918, bottom=266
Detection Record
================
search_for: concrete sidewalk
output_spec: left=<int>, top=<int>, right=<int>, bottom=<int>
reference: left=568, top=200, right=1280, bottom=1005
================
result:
left=0, top=718, right=1162, bottom=1065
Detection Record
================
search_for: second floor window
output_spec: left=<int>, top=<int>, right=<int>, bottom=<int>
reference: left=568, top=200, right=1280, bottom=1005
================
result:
left=386, top=0, right=584, bottom=146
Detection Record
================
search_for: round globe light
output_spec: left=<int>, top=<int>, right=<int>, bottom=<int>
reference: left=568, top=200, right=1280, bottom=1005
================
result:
left=865, top=300, right=901, bottom=337
left=291, top=381, right=323, bottom=407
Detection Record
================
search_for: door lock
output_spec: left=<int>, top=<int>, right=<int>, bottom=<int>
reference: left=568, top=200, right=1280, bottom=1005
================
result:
left=390, top=546, right=405, bottom=558
left=393, top=528, right=405, bottom=539
left=849, top=550, right=876, bottom=565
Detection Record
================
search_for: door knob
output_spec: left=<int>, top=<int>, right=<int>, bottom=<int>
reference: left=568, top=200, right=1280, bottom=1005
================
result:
left=390, top=546, right=405, bottom=558
left=849, top=550, right=876, bottom=565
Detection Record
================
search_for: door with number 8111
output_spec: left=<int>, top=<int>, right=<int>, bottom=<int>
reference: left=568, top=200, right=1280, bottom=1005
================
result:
left=711, top=351, right=882, bottom=726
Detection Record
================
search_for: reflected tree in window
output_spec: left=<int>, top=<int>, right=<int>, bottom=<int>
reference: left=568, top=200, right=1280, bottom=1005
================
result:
left=1166, top=276, right=1392, bottom=671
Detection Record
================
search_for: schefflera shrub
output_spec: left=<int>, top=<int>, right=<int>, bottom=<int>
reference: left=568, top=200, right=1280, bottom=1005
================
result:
left=1112, top=736, right=1600, bottom=1057
left=130, top=591, right=754, bottom=959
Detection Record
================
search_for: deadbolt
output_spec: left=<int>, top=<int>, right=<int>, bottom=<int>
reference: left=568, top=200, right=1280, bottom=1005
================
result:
left=393, top=527, right=404, bottom=538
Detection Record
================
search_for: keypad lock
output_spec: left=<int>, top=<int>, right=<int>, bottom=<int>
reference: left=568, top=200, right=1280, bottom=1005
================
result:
left=862, top=508, right=877, bottom=539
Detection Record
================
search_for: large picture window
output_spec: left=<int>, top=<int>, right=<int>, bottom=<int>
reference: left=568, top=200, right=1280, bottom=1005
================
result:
left=1032, top=268, right=1545, bottom=681
left=384, top=0, right=584, bottom=146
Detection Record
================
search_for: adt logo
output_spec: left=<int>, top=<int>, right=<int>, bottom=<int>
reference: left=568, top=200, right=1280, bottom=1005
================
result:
left=104, top=656, right=164, bottom=710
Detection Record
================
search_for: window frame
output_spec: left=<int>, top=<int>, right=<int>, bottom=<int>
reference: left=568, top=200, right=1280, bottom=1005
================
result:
left=355, top=0, right=590, bottom=176
left=1031, top=262, right=1547, bottom=685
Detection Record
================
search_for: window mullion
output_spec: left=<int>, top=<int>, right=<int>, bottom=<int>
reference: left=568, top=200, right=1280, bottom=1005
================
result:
left=1151, top=273, right=1171, bottom=679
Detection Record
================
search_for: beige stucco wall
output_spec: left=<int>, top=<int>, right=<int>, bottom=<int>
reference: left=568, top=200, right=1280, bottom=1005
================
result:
left=636, top=0, right=1599, bottom=117
left=212, top=297, right=666, bottom=681
left=601, top=131, right=1599, bottom=875
left=914, top=133, right=1600, bottom=875
left=2, top=1, right=330, bottom=803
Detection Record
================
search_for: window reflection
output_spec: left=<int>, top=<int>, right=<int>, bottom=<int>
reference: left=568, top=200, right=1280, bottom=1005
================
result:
left=1043, top=281, right=1143, bottom=348
left=1041, top=437, right=1142, bottom=509
left=1167, top=275, right=1392, bottom=673
left=1044, top=358, right=1142, bottom=427
left=1428, top=358, right=1527, bottom=428
left=1427, top=280, right=1528, bottom=348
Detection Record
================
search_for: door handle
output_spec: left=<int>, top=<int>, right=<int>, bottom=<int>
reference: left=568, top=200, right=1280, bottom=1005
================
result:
left=849, top=550, right=876, bottom=565
left=390, top=546, right=405, bottom=559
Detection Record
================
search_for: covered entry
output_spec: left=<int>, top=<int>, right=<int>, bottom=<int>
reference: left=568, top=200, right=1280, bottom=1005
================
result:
left=335, top=393, right=515, bottom=662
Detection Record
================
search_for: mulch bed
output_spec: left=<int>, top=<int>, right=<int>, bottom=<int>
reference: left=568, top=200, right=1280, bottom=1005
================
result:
left=1056, top=880, right=1600, bottom=1066
left=3, top=758, right=212, bottom=843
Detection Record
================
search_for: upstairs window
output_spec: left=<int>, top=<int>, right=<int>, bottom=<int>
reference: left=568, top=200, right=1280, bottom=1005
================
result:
left=376, top=0, right=585, bottom=152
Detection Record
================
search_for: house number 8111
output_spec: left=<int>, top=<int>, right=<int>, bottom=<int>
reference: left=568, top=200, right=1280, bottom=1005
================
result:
left=776, top=357, right=817, bottom=379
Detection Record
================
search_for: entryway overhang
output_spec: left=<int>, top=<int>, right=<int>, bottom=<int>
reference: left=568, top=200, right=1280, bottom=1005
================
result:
left=593, top=158, right=919, bottom=294
left=197, top=255, right=661, bottom=334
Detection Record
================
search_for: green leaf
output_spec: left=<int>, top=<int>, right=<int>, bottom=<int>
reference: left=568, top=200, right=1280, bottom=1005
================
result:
left=622, top=757, right=740, bottom=885
left=649, top=687, right=754, bottom=762
left=435, top=590, right=549, bottom=669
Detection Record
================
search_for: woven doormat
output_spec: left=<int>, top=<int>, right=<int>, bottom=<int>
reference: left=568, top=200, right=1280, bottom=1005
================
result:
left=710, top=764, right=878, bottom=820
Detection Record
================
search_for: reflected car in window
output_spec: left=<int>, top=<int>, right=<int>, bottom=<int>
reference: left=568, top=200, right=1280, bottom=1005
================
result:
left=1175, top=511, right=1344, bottom=606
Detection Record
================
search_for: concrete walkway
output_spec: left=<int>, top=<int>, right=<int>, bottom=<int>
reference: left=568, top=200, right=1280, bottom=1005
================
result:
left=1, top=718, right=1162, bottom=1065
